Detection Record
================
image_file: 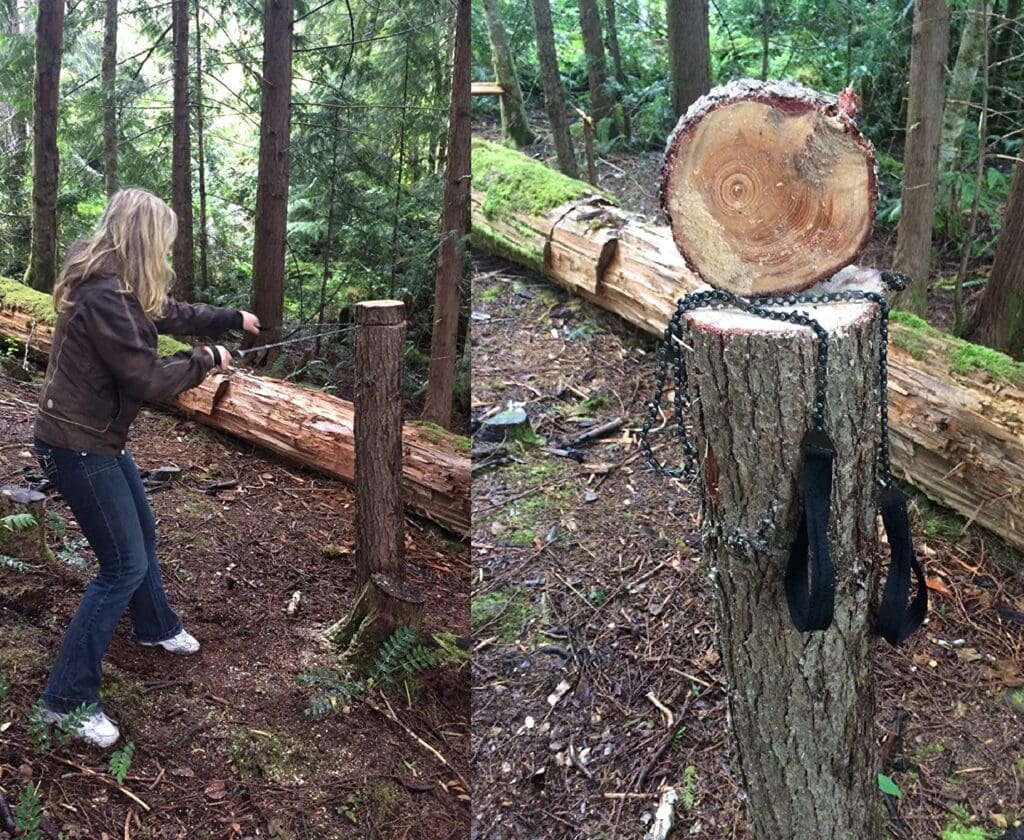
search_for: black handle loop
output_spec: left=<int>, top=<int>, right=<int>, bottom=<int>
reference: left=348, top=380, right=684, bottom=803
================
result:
left=875, top=485, right=928, bottom=646
left=785, top=430, right=837, bottom=632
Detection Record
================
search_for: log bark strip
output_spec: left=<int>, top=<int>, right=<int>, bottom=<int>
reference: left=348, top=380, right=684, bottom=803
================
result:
left=686, top=302, right=883, bottom=838
left=0, top=281, right=470, bottom=537
left=471, top=139, right=1024, bottom=550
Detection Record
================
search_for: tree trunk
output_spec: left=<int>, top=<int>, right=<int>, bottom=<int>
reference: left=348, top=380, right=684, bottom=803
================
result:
left=603, top=0, right=631, bottom=140
left=390, top=45, right=410, bottom=298
left=170, top=0, right=194, bottom=302
left=24, top=0, right=64, bottom=293
left=102, top=0, right=117, bottom=197
left=469, top=139, right=1024, bottom=551
left=937, top=0, right=991, bottom=216
left=0, top=282, right=471, bottom=535
left=685, top=302, right=884, bottom=838
left=665, top=0, right=711, bottom=119
left=423, top=0, right=470, bottom=429
left=333, top=302, right=425, bottom=663
left=531, top=0, right=579, bottom=178
left=481, top=0, right=535, bottom=146
left=661, top=80, right=875, bottom=295
left=892, top=0, right=950, bottom=315
left=964, top=160, right=1024, bottom=357
left=249, top=0, right=293, bottom=359
left=577, top=0, right=616, bottom=128
left=194, top=0, right=209, bottom=296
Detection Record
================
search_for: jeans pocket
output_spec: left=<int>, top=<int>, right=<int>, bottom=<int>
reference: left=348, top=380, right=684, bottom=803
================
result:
left=34, top=444, right=59, bottom=484
left=79, top=453, right=118, bottom=478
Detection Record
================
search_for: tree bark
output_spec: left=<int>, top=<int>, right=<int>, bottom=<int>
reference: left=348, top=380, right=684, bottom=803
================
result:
left=531, top=0, right=579, bottom=178
left=194, top=0, right=209, bottom=296
left=102, top=0, right=118, bottom=197
left=661, top=80, right=875, bottom=295
left=577, top=0, right=616, bottom=127
left=481, top=0, right=535, bottom=146
left=965, top=160, right=1024, bottom=357
left=0, top=284, right=471, bottom=535
left=685, top=302, right=884, bottom=838
left=937, top=0, right=991, bottom=216
left=665, top=0, right=711, bottom=118
left=892, top=0, right=950, bottom=315
left=333, top=302, right=425, bottom=663
left=469, top=140, right=1024, bottom=551
left=249, top=0, right=293, bottom=357
left=423, top=0, right=470, bottom=429
left=24, top=0, right=64, bottom=293
left=170, top=0, right=194, bottom=302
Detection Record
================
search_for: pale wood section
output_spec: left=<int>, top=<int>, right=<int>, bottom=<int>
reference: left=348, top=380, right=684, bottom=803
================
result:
left=661, top=80, right=875, bottom=295
left=470, top=148, right=1024, bottom=550
left=0, top=308, right=470, bottom=537
left=471, top=81, right=504, bottom=95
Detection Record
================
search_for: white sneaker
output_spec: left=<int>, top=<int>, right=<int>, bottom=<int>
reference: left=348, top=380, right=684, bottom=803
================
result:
left=41, top=708, right=120, bottom=749
left=138, top=628, right=200, bottom=655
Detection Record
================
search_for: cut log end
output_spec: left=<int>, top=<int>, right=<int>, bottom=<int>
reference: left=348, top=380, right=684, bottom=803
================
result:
left=661, top=80, right=876, bottom=296
left=686, top=298, right=879, bottom=337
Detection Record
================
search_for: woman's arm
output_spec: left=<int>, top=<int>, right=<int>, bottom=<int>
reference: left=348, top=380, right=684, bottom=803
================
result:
left=154, top=299, right=244, bottom=337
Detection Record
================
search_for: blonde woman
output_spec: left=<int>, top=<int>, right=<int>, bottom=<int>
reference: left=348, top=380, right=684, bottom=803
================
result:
left=32, top=188, right=260, bottom=748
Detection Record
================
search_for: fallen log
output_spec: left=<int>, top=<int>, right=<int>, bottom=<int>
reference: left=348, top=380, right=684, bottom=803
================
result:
left=0, top=278, right=470, bottom=537
left=472, top=137, right=1024, bottom=551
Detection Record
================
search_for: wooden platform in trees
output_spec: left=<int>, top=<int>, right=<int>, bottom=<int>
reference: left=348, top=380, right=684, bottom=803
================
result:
left=0, top=278, right=470, bottom=537
left=471, top=137, right=1024, bottom=551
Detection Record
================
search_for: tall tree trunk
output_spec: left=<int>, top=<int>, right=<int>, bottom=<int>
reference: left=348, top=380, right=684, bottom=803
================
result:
left=423, top=0, right=470, bottom=429
left=577, top=0, right=616, bottom=128
left=249, top=0, right=293, bottom=356
left=603, top=0, right=630, bottom=140
left=531, top=0, right=579, bottom=177
left=892, top=0, right=950, bottom=315
left=194, top=0, right=209, bottom=296
left=170, top=0, right=194, bottom=302
left=102, top=0, right=117, bottom=196
left=665, top=0, right=711, bottom=118
left=936, top=0, right=991, bottom=216
left=24, top=0, right=64, bottom=293
left=316, top=112, right=339, bottom=355
left=481, top=0, right=534, bottom=146
left=761, top=0, right=771, bottom=80
left=389, top=45, right=410, bottom=297
left=965, top=161, right=1024, bottom=357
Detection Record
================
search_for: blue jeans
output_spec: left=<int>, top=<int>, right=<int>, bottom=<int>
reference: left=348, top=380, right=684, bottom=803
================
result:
left=34, top=440, right=182, bottom=714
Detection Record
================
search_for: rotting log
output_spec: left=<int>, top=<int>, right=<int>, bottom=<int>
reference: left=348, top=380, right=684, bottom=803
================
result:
left=471, top=137, right=1024, bottom=550
left=0, top=278, right=470, bottom=537
left=685, top=301, right=884, bottom=838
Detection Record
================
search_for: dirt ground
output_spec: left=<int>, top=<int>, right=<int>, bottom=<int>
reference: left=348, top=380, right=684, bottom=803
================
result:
left=0, top=371, right=470, bottom=839
left=468, top=145, right=1024, bottom=838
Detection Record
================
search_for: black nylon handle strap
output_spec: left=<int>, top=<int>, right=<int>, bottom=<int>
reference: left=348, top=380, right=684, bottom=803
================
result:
left=876, top=485, right=928, bottom=646
left=785, top=430, right=837, bottom=632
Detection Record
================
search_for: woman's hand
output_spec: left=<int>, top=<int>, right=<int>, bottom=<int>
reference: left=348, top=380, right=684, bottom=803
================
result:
left=204, top=345, right=232, bottom=372
left=241, top=311, right=261, bottom=335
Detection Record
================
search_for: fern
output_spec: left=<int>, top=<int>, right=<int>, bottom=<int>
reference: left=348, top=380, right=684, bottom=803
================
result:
left=1, top=512, right=37, bottom=532
left=0, top=554, right=32, bottom=573
left=14, top=781, right=42, bottom=840
left=368, top=627, right=437, bottom=685
left=108, top=741, right=135, bottom=786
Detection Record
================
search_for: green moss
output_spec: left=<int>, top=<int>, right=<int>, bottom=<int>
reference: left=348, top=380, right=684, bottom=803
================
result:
left=406, top=420, right=470, bottom=454
left=99, top=664, right=147, bottom=715
left=471, top=587, right=546, bottom=643
left=471, top=223, right=544, bottom=274
left=227, top=726, right=306, bottom=782
left=948, top=342, right=1024, bottom=386
left=478, top=285, right=503, bottom=303
left=472, top=138, right=615, bottom=220
left=0, top=277, right=58, bottom=325
left=889, top=309, right=943, bottom=336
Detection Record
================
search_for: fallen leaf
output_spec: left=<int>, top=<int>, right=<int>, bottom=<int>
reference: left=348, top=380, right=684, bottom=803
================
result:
left=955, top=647, right=983, bottom=664
left=205, top=780, right=227, bottom=800
left=925, top=577, right=952, bottom=598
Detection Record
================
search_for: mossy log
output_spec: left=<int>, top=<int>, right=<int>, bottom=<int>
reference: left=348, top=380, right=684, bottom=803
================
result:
left=0, top=278, right=470, bottom=537
left=471, top=139, right=1024, bottom=551
left=0, top=485, right=51, bottom=564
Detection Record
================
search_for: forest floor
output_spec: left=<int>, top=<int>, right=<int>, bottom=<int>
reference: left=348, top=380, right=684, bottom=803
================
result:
left=0, top=372, right=470, bottom=839
left=470, top=118, right=1024, bottom=839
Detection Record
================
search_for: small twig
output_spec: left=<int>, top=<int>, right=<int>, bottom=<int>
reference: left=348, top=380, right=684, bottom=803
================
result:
left=636, top=696, right=693, bottom=791
left=570, top=417, right=625, bottom=446
left=49, top=755, right=151, bottom=812
left=646, top=692, right=674, bottom=728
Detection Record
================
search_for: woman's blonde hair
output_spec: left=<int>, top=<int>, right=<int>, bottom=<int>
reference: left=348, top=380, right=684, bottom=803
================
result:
left=53, top=188, right=178, bottom=318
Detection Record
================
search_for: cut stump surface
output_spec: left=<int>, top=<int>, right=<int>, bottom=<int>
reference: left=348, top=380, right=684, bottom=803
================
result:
left=661, top=79, right=876, bottom=295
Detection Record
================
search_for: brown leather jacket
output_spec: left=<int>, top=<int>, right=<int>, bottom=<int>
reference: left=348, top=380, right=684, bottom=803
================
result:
left=34, top=262, right=241, bottom=455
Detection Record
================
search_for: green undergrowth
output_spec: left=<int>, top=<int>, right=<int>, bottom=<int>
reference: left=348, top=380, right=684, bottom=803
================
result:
left=471, top=587, right=548, bottom=644
left=890, top=310, right=1024, bottom=386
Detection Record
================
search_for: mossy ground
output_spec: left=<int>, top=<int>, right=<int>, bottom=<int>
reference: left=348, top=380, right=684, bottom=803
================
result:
left=470, top=587, right=548, bottom=644
left=227, top=726, right=310, bottom=783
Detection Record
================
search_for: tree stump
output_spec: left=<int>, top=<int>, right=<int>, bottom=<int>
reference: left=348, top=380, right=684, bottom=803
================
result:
left=682, top=300, right=885, bottom=838
left=333, top=301, right=425, bottom=665
left=661, top=79, right=876, bottom=295
left=0, top=485, right=51, bottom=564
